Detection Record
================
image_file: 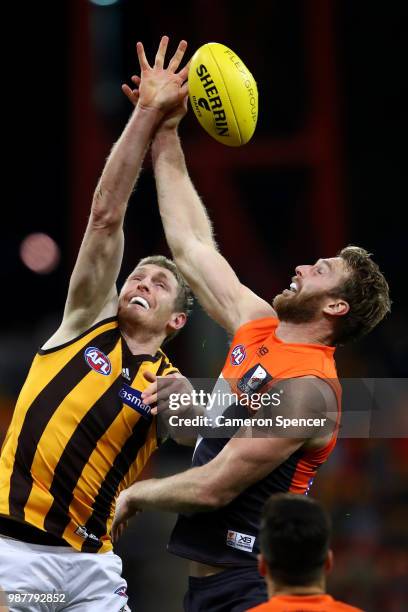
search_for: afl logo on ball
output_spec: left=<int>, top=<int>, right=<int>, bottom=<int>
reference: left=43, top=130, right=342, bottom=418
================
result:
left=84, top=347, right=112, bottom=376
left=230, top=344, right=246, bottom=366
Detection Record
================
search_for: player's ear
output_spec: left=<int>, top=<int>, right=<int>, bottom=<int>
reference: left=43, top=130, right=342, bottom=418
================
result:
left=168, top=312, right=187, bottom=332
left=325, top=549, right=334, bottom=575
left=323, top=298, right=349, bottom=317
left=257, top=553, right=267, bottom=577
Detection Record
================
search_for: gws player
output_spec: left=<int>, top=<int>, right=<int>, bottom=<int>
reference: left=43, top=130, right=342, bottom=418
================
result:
left=249, top=494, right=364, bottom=612
left=113, top=37, right=391, bottom=612
left=0, top=37, right=192, bottom=612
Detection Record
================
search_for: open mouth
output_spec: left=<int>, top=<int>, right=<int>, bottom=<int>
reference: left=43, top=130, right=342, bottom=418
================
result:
left=282, top=281, right=299, bottom=296
left=129, top=296, right=150, bottom=310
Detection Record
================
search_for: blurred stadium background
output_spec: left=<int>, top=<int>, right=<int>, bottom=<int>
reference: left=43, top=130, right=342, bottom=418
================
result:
left=1, top=1, right=407, bottom=611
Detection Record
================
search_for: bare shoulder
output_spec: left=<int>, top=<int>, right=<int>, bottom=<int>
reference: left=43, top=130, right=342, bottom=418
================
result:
left=41, top=293, right=118, bottom=351
left=278, top=375, right=337, bottom=410
left=272, top=376, right=338, bottom=449
left=234, top=285, right=277, bottom=331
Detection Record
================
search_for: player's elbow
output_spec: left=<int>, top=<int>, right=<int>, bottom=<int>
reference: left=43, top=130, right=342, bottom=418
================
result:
left=90, top=190, right=125, bottom=229
left=170, top=234, right=214, bottom=262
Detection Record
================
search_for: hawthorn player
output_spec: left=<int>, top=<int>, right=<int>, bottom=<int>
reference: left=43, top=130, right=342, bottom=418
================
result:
left=0, top=37, right=192, bottom=612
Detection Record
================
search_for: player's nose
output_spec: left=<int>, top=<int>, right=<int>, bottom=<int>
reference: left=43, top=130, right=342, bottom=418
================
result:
left=295, top=265, right=313, bottom=278
left=137, top=278, right=151, bottom=292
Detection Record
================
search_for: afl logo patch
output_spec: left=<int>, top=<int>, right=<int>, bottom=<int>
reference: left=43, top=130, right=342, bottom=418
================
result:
left=84, top=346, right=112, bottom=376
left=230, top=344, right=246, bottom=366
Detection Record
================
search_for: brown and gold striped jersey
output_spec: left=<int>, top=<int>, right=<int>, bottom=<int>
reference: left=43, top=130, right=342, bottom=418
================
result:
left=0, top=317, right=178, bottom=553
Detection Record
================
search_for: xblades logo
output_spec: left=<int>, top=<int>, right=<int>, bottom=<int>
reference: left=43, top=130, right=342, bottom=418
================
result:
left=257, top=345, right=269, bottom=357
left=198, top=98, right=210, bottom=111
left=226, top=529, right=255, bottom=552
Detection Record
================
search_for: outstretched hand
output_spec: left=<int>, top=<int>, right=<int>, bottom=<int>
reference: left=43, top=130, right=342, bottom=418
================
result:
left=111, top=489, right=140, bottom=544
left=122, top=35, right=189, bottom=128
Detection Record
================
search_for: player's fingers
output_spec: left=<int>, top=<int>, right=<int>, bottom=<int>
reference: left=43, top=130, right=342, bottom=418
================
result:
left=121, top=84, right=139, bottom=104
left=141, top=384, right=157, bottom=402
left=143, top=392, right=158, bottom=407
left=177, top=60, right=191, bottom=85
left=154, top=35, right=169, bottom=68
left=141, top=380, right=157, bottom=397
left=168, top=40, right=188, bottom=72
left=136, top=41, right=151, bottom=71
left=143, top=371, right=157, bottom=384
left=121, top=83, right=133, bottom=98
left=131, top=75, right=141, bottom=85
left=180, top=82, right=189, bottom=100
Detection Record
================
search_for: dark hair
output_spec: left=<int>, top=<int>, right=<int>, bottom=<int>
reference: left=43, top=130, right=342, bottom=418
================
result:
left=260, top=493, right=331, bottom=586
left=330, top=246, right=391, bottom=345
left=136, top=255, right=194, bottom=341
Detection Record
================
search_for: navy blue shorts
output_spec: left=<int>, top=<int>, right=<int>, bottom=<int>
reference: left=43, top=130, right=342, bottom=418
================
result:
left=183, top=566, right=267, bottom=612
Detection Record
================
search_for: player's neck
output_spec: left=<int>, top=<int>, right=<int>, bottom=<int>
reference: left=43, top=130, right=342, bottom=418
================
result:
left=268, top=575, right=326, bottom=598
left=275, top=320, right=333, bottom=346
left=120, top=326, right=165, bottom=356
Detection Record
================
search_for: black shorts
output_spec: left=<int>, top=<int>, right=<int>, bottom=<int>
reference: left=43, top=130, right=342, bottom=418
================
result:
left=183, top=566, right=267, bottom=612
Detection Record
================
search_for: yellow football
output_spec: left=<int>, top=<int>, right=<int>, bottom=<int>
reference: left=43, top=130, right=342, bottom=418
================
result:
left=188, top=42, right=258, bottom=146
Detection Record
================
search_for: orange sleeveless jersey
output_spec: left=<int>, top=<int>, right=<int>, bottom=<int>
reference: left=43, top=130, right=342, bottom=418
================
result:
left=168, top=316, right=341, bottom=565
left=247, top=594, right=364, bottom=612
left=222, top=317, right=341, bottom=493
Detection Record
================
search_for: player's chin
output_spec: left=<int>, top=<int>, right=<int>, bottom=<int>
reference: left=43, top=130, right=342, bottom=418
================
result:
left=272, top=292, right=293, bottom=310
left=119, top=306, right=150, bottom=326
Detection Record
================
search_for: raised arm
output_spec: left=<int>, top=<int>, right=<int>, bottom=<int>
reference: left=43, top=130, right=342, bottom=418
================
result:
left=43, top=37, right=189, bottom=349
left=150, top=127, right=274, bottom=335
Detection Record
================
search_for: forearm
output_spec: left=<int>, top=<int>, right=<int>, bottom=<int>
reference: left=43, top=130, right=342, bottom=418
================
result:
left=126, top=466, right=220, bottom=514
left=123, top=435, right=298, bottom=515
left=92, top=106, right=163, bottom=226
left=151, top=128, right=216, bottom=255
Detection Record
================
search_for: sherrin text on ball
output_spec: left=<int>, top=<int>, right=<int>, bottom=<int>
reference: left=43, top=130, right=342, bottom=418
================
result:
left=188, top=42, right=258, bottom=146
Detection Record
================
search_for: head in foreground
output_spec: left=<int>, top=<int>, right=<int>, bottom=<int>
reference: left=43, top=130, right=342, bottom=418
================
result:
left=118, top=255, right=193, bottom=345
left=273, top=246, right=391, bottom=345
left=259, top=493, right=333, bottom=597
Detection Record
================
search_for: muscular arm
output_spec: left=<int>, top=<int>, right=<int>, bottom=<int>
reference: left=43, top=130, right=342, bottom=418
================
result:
left=112, top=377, right=336, bottom=534
left=123, top=436, right=303, bottom=514
left=151, top=128, right=274, bottom=335
left=44, top=37, right=188, bottom=349
left=43, top=106, right=162, bottom=350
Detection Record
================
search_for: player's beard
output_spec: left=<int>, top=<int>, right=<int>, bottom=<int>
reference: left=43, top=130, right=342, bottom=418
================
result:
left=273, top=290, right=327, bottom=324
